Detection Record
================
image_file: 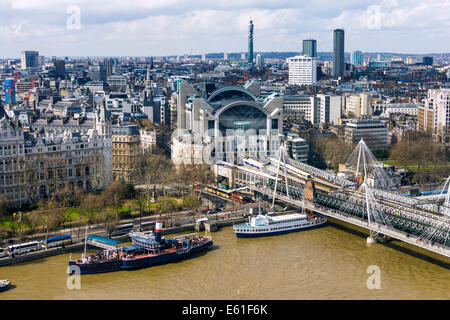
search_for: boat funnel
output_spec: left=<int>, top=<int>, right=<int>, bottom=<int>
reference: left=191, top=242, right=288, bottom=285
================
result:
left=155, top=221, right=163, bottom=242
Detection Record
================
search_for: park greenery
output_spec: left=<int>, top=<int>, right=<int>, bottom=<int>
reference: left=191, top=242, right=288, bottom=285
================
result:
left=0, top=151, right=216, bottom=241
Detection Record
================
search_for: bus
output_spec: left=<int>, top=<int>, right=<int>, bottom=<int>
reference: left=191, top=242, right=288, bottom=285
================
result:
left=0, top=248, right=6, bottom=258
left=41, top=234, right=72, bottom=249
left=139, top=221, right=156, bottom=232
left=108, top=223, right=134, bottom=237
left=7, top=241, right=42, bottom=256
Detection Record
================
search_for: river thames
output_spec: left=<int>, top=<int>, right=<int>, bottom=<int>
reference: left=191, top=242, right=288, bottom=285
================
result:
left=0, top=220, right=449, bottom=300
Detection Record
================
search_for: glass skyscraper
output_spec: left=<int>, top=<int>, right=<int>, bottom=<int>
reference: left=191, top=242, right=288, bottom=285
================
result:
left=351, top=50, right=363, bottom=67
left=332, top=29, right=345, bottom=77
left=302, top=39, right=317, bottom=58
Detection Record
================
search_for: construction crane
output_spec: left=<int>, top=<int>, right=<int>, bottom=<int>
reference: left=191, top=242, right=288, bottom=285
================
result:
left=25, top=77, right=40, bottom=109
left=5, top=72, right=19, bottom=104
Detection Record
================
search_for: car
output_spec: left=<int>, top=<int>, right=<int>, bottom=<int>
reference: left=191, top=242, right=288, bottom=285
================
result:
left=206, top=209, right=216, bottom=214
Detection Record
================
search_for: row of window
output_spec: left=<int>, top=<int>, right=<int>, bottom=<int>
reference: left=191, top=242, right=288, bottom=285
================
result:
left=236, top=223, right=312, bottom=232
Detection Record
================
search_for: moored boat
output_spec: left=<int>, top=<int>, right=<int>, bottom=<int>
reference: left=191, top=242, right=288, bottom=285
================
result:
left=69, top=221, right=213, bottom=275
left=0, top=279, right=11, bottom=292
left=233, top=211, right=327, bottom=238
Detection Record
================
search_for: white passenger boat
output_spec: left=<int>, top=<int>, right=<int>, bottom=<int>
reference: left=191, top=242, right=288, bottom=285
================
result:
left=233, top=212, right=327, bottom=238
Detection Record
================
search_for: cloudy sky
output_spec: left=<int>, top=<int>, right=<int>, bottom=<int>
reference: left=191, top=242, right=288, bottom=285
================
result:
left=0, top=0, right=449, bottom=58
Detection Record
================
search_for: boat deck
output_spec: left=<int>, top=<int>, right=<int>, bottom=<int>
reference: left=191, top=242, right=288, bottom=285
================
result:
left=121, top=248, right=176, bottom=261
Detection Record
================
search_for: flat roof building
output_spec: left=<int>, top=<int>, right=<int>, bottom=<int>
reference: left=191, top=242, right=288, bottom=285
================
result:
left=344, top=119, right=388, bottom=150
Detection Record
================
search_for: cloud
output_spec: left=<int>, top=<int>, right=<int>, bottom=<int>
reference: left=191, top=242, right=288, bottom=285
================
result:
left=0, top=0, right=448, bottom=57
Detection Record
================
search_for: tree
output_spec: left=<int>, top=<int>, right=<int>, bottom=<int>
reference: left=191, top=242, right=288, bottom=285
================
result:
left=390, top=136, right=447, bottom=189
left=135, top=152, right=174, bottom=213
left=55, top=185, right=83, bottom=208
left=79, top=193, right=101, bottom=227
left=0, top=194, right=15, bottom=237
left=101, top=180, right=129, bottom=224
left=183, top=164, right=215, bottom=200
left=307, top=135, right=353, bottom=170
left=0, top=194, right=13, bottom=219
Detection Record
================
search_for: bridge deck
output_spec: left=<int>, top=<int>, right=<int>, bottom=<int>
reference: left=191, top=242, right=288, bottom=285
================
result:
left=249, top=185, right=450, bottom=258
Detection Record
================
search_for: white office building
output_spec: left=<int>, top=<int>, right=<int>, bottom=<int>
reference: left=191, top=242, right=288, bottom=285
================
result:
left=283, top=96, right=319, bottom=124
left=422, top=88, right=450, bottom=146
left=288, top=55, right=317, bottom=85
left=317, top=94, right=342, bottom=125
left=345, top=93, right=372, bottom=117
left=256, top=54, right=264, bottom=67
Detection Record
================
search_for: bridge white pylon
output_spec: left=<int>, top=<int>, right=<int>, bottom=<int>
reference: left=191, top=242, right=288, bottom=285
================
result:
left=346, top=139, right=398, bottom=192
left=272, top=143, right=291, bottom=208
left=437, top=175, right=450, bottom=217
left=359, top=180, right=392, bottom=242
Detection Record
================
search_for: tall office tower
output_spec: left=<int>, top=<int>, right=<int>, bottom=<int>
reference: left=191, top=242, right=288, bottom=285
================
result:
left=332, top=29, right=345, bottom=77
left=255, top=54, right=263, bottom=67
left=351, top=50, right=363, bottom=66
left=241, top=52, right=246, bottom=60
left=223, top=52, right=228, bottom=60
left=302, top=39, right=317, bottom=58
left=288, top=55, right=317, bottom=85
left=248, top=18, right=254, bottom=65
left=202, top=53, right=206, bottom=61
left=89, top=64, right=106, bottom=82
left=104, top=58, right=113, bottom=77
left=53, top=60, right=65, bottom=77
left=422, top=56, right=433, bottom=66
left=21, top=51, right=39, bottom=69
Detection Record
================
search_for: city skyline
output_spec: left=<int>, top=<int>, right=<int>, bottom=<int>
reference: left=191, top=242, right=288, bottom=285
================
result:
left=0, top=0, right=449, bottom=58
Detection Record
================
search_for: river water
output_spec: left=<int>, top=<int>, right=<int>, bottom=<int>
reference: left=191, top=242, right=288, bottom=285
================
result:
left=0, top=220, right=449, bottom=300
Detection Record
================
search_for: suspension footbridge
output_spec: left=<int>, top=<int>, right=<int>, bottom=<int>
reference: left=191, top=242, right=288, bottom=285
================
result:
left=225, top=140, right=450, bottom=258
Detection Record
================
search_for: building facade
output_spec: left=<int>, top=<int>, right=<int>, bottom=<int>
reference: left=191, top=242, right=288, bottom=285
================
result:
left=21, top=51, right=39, bottom=69
left=0, top=116, right=110, bottom=205
left=419, top=88, right=450, bottom=146
left=332, top=29, right=345, bottom=77
left=288, top=55, right=317, bottom=85
left=317, top=94, right=342, bottom=125
left=344, top=119, right=388, bottom=150
left=173, top=80, right=283, bottom=165
left=345, top=93, right=372, bottom=117
left=351, top=51, right=363, bottom=67
left=112, top=124, right=141, bottom=182
left=302, top=39, right=317, bottom=58
left=286, top=134, right=309, bottom=163
left=283, top=96, right=319, bottom=124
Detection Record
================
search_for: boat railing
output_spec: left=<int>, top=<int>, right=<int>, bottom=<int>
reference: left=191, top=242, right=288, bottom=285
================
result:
left=173, top=233, right=199, bottom=240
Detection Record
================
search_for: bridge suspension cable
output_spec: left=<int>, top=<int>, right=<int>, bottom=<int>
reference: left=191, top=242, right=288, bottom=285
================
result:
left=346, top=139, right=399, bottom=192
